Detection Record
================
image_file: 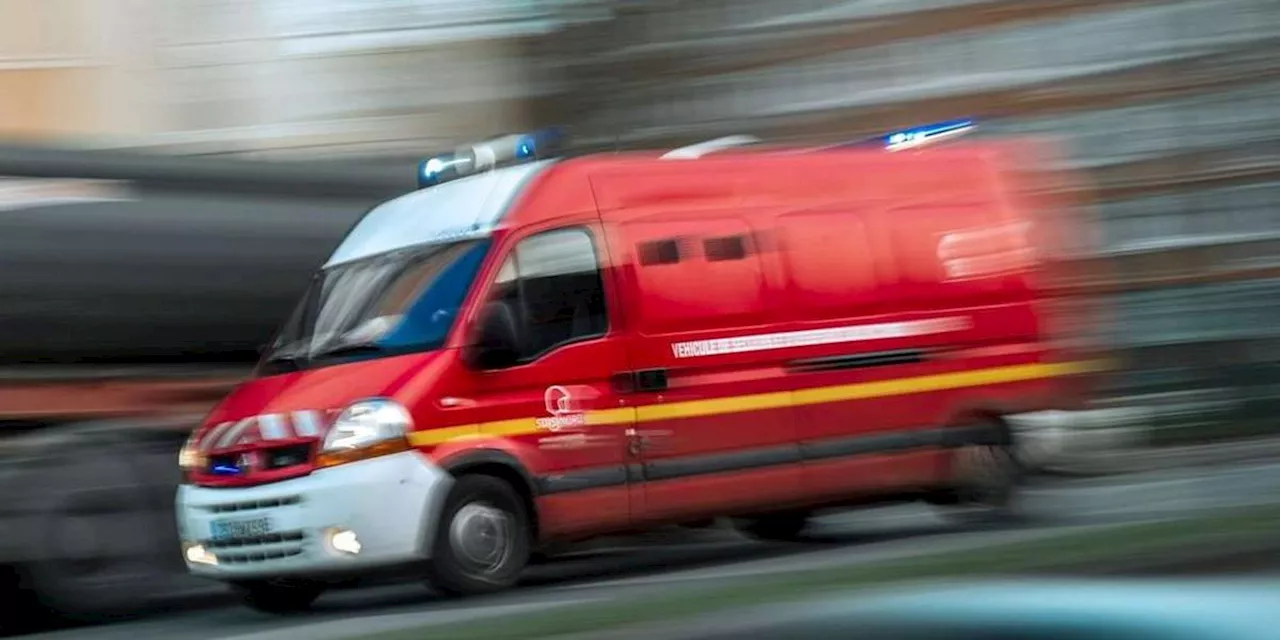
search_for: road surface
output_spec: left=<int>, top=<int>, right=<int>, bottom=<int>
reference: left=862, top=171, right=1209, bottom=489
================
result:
left=20, top=460, right=1280, bottom=640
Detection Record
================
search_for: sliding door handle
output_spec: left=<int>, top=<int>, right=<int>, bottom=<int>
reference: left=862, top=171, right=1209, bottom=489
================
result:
left=612, top=369, right=669, bottom=393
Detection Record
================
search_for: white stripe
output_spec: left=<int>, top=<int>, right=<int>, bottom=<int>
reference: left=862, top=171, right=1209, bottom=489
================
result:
left=199, top=421, right=233, bottom=452
left=217, top=417, right=256, bottom=448
left=291, top=410, right=322, bottom=437
left=258, top=413, right=290, bottom=440
left=670, top=317, right=970, bottom=359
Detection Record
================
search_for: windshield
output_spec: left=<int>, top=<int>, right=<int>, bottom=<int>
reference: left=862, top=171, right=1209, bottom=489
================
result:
left=259, top=238, right=491, bottom=373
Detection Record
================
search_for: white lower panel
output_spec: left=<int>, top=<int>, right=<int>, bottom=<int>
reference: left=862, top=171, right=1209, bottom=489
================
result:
left=176, top=451, right=452, bottom=581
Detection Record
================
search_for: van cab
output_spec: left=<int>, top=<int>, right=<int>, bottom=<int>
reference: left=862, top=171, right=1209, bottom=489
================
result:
left=175, top=125, right=1099, bottom=612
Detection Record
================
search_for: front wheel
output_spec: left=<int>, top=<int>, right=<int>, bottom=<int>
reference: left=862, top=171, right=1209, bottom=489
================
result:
left=425, top=475, right=531, bottom=597
left=233, top=580, right=324, bottom=614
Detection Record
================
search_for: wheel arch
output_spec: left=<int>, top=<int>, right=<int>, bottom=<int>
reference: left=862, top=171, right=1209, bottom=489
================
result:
left=437, top=449, right=541, bottom=540
left=944, top=401, right=1016, bottom=447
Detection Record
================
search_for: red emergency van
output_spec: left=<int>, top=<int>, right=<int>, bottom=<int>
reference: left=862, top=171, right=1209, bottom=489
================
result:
left=175, top=125, right=1099, bottom=612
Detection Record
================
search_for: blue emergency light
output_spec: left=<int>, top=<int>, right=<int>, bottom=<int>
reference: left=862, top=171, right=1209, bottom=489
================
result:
left=882, top=119, right=975, bottom=151
left=417, top=127, right=565, bottom=189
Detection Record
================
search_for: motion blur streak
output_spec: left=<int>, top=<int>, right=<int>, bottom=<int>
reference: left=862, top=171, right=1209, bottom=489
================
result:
left=0, top=0, right=1276, bottom=636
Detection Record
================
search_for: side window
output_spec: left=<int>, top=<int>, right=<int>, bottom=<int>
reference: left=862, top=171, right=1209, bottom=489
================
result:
left=491, top=227, right=609, bottom=361
left=623, top=218, right=769, bottom=334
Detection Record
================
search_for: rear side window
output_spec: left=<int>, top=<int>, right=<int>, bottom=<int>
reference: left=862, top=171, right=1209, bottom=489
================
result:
left=638, top=239, right=682, bottom=265
left=704, top=235, right=748, bottom=262
left=488, top=228, right=608, bottom=360
left=623, top=218, right=770, bottom=334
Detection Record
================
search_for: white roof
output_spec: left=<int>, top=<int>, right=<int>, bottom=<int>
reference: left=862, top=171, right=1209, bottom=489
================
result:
left=324, top=160, right=553, bottom=268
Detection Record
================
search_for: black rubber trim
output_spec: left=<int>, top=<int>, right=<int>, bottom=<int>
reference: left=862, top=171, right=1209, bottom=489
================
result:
left=645, top=444, right=802, bottom=482
left=534, top=424, right=991, bottom=494
left=788, top=349, right=928, bottom=373
left=441, top=449, right=540, bottom=494
left=537, top=465, right=628, bottom=495
left=799, top=430, right=926, bottom=460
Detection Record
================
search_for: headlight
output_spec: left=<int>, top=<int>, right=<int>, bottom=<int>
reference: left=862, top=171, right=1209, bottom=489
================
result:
left=178, top=431, right=204, bottom=475
left=317, top=399, right=413, bottom=468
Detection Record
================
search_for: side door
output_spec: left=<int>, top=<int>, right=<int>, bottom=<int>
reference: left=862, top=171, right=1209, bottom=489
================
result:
left=605, top=212, right=804, bottom=525
left=777, top=204, right=993, bottom=500
left=453, top=223, right=635, bottom=540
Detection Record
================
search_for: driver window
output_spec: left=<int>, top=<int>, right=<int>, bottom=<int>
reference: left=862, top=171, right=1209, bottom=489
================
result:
left=491, top=227, right=608, bottom=361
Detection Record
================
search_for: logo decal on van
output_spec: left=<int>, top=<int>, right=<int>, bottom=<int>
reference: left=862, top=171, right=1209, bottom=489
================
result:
left=670, top=317, right=970, bottom=359
left=937, top=222, right=1036, bottom=281
left=535, top=385, right=595, bottom=431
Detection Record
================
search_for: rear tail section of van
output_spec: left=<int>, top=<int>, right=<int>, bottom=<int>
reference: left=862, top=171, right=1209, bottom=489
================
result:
left=996, top=139, right=1112, bottom=412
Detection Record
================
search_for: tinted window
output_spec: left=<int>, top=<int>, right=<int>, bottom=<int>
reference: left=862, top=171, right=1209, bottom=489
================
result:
left=639, top=239, right=682, bottom=265
left=489, top=228, right=608, bottom=360
left=705, top=235, right=748, bottom=261
left=621, top=218, right=769, bottom=334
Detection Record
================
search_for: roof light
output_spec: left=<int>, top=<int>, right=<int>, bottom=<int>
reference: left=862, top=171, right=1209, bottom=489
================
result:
left=883, top=119, right=975, bottom=152
left=418, top=153, right=475, bottom=188
left=417, top=127, right=565, bottom=189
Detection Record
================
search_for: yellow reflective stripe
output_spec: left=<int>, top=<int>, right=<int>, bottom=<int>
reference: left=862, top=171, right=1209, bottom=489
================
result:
left=408, top=359, right=1106, bottom=447
left=587, top=407, right=637, bottom=426
left=635, top=390, right=791, bottom=422
left=408, top=424, right=479, bottom=446
left=792, top=361, right=1085, bottom=406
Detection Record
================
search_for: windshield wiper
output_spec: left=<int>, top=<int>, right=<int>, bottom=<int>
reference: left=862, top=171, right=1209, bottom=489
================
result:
left=260, top=348, right=306, bottom=372
left=311, top=340, right=383, bottom=360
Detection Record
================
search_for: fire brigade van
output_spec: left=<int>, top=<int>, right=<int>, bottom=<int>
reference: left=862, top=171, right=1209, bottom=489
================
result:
left=175, top=122, right=1098, bottom=612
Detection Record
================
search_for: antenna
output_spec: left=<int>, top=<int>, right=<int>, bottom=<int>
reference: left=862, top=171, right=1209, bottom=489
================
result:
left=661, top=135, right=762, bottom=160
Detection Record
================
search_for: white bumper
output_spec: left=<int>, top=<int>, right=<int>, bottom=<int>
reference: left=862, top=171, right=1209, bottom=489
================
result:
left=176, top=451, right=452, bottom=581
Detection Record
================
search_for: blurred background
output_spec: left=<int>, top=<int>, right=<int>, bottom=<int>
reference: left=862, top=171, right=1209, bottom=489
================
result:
left=0, top=0, right=1278, bottom=637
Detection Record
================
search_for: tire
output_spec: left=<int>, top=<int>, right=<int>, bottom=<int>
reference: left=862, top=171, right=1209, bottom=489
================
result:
left=425, top=474, right=531, bottom=597
left=934, top=415, right=1025, bottom=525
left=733, top=511, right=810, bottom=542
left=233, top=580, right=324, bottom=614
left=681, top=518, right=718, bottom=529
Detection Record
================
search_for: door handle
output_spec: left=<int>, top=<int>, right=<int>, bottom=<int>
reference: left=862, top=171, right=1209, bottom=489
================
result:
left=633, top=429, right=672, bottom=442
left=626, top=428, right=672, bottom=456
left=613, top=369, right=669, bottom=393
left=438, top=396, right=477, bottom=409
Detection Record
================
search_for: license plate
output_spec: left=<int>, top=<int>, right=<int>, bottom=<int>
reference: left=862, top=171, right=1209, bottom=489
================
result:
left=210, top=516, right=272, bottom=541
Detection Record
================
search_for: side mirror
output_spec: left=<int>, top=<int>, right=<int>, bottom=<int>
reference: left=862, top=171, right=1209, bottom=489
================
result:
left=464, top=301, right=521, bottom=370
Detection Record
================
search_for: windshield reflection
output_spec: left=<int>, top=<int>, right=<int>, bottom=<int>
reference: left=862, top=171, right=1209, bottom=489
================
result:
left=259, top=238, right=491, bottom=373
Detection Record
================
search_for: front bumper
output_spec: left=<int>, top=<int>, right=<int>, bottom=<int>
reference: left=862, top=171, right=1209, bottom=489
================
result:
left=176, top=451, right=451, bottom=581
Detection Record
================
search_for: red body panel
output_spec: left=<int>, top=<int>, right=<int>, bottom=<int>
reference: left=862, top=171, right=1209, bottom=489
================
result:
left=193, top=143, right=1094, bottom=544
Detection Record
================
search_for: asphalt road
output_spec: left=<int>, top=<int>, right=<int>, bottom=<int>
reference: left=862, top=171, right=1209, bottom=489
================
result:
left=23, top=460, right=1280, bottom=640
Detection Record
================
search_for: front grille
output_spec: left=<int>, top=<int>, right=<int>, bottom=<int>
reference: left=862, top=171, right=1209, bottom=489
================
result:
left=206, top=443, right=313, bottom=477
left=204, top=531, right=304, bottom=549
left=201, top=530, right=308, bottom=565
left=218, top=547, right=305, bottom=564
left=201, top=495, right=302, bottom=514
left=195, top=493, right=309, bottom=565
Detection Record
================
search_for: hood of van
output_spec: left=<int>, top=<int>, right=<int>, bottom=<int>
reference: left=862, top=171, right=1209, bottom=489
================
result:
left=189, top=350, right=443, bottom=487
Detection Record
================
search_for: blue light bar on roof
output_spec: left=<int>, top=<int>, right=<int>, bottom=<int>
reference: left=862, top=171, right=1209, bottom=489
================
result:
left=883, top=119, right=975, bottom=151
left=418, top=153, right=475, bottom=188
left=417, top=127, right=566, bottom=189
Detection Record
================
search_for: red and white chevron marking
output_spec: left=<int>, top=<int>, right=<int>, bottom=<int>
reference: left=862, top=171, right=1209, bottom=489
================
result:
left=199, top=409, right=338, bottom=451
